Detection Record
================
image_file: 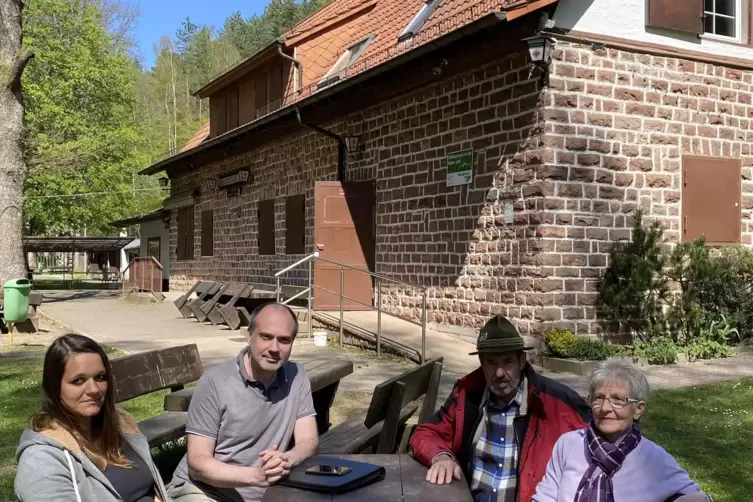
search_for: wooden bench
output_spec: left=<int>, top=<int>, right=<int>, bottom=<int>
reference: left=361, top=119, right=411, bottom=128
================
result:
left=0, top=290, right=44, bottom=333
left=110, top=344, right=203, bottom=447
left=163, top=357, right=354, bottom=435
left=318, top=357, right=444, bottom=455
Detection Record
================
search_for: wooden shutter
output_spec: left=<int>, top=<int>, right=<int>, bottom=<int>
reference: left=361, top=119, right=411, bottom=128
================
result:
left=682, top=156, right=741, bottom=245
left=646, top=0, right=704, bottom=34
left=201, top=210, right=214, bottom=257
left=285, top=194, right=306, bottom=254
left=209, top=96, right=220, bottom=139
left=238, top=77, right=255, bottom=125
left=226, top=86, right=239, bottom=131
left=185, top=207, right=195, bottom=259
left=254, top=72, right=268, bottom=118
left=176, top=208, right=186, bottom=260
left=214, top=92, right=227, bottom=136
left=258, top=199, right=276, bottom=255
left=268, top=64, right=283, bottom=113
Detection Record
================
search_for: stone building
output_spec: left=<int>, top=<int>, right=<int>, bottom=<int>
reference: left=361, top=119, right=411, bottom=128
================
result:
left=139, top=0, right=753, bottom=340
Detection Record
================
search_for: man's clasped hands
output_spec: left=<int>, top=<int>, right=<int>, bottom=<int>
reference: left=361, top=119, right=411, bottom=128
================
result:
left=258, top=445, right=291, bottom=485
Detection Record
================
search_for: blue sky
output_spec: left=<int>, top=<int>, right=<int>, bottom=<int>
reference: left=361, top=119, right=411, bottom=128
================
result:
left=134, top=0, right=268, bottom=69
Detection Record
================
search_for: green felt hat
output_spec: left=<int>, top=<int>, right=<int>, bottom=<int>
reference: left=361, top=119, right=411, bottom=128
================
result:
left=469, top=315, right=535, bottom=355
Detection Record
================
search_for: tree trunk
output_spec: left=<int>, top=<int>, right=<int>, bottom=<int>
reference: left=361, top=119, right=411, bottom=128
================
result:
left=0, top=0, right=33, bottom=285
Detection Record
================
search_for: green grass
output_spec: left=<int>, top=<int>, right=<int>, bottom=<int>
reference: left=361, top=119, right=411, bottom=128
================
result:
left=0, top=352, right=186, bottom=500
left=0, top=351, right=750, bottom=502
left=642, top=378, right=753, bottom=502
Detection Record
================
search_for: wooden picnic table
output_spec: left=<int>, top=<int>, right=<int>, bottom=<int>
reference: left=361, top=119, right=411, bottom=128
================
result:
left=163, top=357, right=354, bottom=434
left=262, top=454, right=473, bottom=502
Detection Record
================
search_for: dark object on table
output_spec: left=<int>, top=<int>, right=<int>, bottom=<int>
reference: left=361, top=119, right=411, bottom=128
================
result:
left=264, top=454, right=472, bottom=502
left=278, top=455, right=385, bottom=494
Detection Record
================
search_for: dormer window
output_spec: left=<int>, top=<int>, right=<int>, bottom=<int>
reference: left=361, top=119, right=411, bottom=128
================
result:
left=398, top=0, right=441, bottom=42
left=318, top=35, right=374, bottom=89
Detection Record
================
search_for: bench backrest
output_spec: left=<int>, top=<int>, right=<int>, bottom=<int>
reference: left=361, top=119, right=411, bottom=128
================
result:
left=364, top=357, right=444, bottom=428
left=110, top=344, right=203, bottom=403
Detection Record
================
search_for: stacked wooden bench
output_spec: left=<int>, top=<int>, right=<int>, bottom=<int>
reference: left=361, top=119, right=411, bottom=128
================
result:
left=110, top=344, right=355, bottom=447
left=172, top=281, right=309, bottom=332
left=319, top=357, right=444, bottom=454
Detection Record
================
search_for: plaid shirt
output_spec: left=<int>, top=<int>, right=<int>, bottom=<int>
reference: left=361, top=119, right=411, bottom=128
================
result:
left=469, top=380, right=527, bottom=502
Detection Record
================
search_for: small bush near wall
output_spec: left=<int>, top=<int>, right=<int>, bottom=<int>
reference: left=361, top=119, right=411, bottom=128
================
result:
left=597, top=209, right=668, bottom=342
left=543, top=329, right=616, bottom=361
left=597, top=209, right=753, bottom=364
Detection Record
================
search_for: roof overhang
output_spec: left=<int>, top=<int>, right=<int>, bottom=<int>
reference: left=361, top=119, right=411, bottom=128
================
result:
left=23, top=236, right=136, bottom=253
left=110, top=208, right=169, bottom=228
left=140, top=1, right=554, bottom=176
left=162, top=188, right=198, bottom=210
left=194, top=40, right=283, bottom=99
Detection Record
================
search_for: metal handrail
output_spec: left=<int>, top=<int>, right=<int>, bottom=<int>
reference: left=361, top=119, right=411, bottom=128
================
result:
left=313, top=255, right=427, bottom=290
left=274, top=253, right=428, bottom=363
left=310, top=283, right=423, bottom=328
left=274, top=252, right=318, bottom=277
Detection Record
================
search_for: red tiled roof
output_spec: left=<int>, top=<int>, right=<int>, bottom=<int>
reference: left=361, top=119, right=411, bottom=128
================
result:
left=180, top=121, right=210, bottom=153
left=140, top=0, right=552, bottom=174
left=285, top=0, right=552, bottom=94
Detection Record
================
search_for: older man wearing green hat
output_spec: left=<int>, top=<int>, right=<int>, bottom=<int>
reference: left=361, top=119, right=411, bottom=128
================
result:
left=410, top=315, right=591, bottom=502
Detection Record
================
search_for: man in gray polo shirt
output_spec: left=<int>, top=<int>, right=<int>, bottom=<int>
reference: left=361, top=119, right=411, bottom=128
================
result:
left=167, top=302, right=319, bottom=502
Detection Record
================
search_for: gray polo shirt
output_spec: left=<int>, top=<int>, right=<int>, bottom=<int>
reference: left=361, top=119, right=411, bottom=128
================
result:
left=170, top=348, right=316, bottom=502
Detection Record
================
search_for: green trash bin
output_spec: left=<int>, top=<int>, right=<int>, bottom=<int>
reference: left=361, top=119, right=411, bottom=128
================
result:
left=3, top=278, right=31, bottom=324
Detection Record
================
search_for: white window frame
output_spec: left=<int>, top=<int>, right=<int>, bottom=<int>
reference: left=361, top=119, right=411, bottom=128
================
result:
left=318, top=35, right=375, bottom=87
left=399, top=0, right=442, bottom=42
left=702, top=0, right=744, bottom=43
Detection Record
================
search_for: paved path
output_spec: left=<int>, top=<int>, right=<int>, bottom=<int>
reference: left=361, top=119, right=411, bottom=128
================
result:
left=36, top=290, right=457, bottom=394
left=36, top=290, right=753, bottom=401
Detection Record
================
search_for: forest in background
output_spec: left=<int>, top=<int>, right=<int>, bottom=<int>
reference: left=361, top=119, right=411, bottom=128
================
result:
left=22, top=0, right=326, bottom=236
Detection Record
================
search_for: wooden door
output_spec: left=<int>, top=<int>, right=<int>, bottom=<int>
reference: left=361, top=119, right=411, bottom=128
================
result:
left=313, top=181, right=375, bottom=311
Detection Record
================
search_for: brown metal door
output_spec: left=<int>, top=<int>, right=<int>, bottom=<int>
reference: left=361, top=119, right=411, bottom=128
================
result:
left=313, top=181, right=375, bottom=311
left=682, top=155, right=741, bottom=244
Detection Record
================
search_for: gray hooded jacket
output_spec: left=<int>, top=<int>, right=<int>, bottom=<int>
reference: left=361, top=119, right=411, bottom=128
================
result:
left=14, top=413, right=170, bottom=502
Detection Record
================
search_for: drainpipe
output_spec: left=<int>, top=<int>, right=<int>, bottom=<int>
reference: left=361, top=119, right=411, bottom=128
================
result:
left=295, top=107, right=347, bottom=182
left=278, top=45, right=303, bottom=94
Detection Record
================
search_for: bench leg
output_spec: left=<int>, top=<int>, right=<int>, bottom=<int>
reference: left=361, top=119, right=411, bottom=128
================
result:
left=312, top=381, right=340, bottom=435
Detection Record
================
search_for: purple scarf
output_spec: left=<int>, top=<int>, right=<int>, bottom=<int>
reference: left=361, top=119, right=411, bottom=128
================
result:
left=574, top=422, right=642, bottom=502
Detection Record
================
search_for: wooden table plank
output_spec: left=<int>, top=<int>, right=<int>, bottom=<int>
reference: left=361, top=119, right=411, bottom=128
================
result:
left=262, top=454, right=472, bottom=502
left=399, top=455, right=472, bottom=502
left=308, top=359, right=354, bottom=393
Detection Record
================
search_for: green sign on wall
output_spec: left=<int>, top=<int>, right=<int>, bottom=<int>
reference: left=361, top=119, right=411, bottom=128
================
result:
left=446, top=149, right=473, bottom=187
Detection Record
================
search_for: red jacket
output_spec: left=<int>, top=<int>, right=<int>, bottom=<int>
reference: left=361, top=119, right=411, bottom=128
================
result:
left=409, top=365, right=592, bottom=502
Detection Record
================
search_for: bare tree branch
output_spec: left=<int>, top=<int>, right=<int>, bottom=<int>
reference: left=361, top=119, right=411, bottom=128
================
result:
left=6, top=50, right=34, bottom=92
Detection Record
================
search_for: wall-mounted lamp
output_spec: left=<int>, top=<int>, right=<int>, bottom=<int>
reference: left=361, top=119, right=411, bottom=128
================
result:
left=206, top=178, right=218, bottom=190
left=158, top=177, right=170, bottom=189
left=345, top=135, right=361, bottom=155
left=522, top=34, right=555, bottom=86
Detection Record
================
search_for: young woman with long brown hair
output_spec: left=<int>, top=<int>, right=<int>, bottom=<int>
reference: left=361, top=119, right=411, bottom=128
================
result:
left=14, top=334, right=169, bottom=502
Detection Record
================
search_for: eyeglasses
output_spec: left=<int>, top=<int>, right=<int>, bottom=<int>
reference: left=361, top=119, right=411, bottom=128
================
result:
left=589, top=396, right=641, bottom=409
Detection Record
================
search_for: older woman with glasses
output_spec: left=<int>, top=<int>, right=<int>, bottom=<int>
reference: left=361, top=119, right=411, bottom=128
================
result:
left=533, top=357, right=710, bottom=502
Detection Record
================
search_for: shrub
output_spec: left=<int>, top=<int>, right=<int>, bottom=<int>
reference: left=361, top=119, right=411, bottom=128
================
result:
left=544, top=329, right=616, bottom=361
left=700, top=314, right=741, bottom=345
left=544, top=329, right=579, bottom=358
left=696, top=247, right=753, bottom=340
left=666, top=237, right=712, bottom=345
left=569, top=339, right=616, bottom=361
left=633, top=337, right=678, bottom=365
left=685, top=340, right=732, bottom=361
left=598, top=209, right=668, bottom=340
